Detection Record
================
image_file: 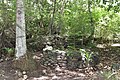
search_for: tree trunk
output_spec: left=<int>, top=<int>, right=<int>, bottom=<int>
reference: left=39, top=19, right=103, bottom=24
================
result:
left=16, top=0, right=26, bottom=58
left=48, top=0, right=56, bottom=35
left=57, top=0, right=66, bottom=35
left=87, top=0, right=94, bottom=43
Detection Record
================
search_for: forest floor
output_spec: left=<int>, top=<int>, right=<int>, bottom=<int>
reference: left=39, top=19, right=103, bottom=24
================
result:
left=0, top=46, right=120, bottom=80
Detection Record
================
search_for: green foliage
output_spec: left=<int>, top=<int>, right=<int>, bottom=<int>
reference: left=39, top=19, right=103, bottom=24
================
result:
left=4, top=48, right=13, bottom=53
left=0, top=0, right=120, bottom=51
left=79, top=49, right=92, bottom=65
left=66, top=48, right=94, bottom=67
left=100, top=70, right=119, bottom=80
left=92, top=1, right=120, bottom=40
left=63, top=0, right=91, bottom=37
left=3, top=47, right=14, bottom=56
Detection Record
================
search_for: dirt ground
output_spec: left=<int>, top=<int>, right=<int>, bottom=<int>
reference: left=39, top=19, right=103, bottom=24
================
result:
left=0, top=47, right=120, bottom=80
left=0, top=59, right=104, bottom=80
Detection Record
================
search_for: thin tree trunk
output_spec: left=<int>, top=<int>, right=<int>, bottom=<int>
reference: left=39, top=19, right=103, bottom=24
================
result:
left=16, top=0, right=26, bottom=58
left=88, top=0, right=94, bottom=43
left=57, top=0, right=66, bottom=35
left=48, top=0, right=56, bottom=35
